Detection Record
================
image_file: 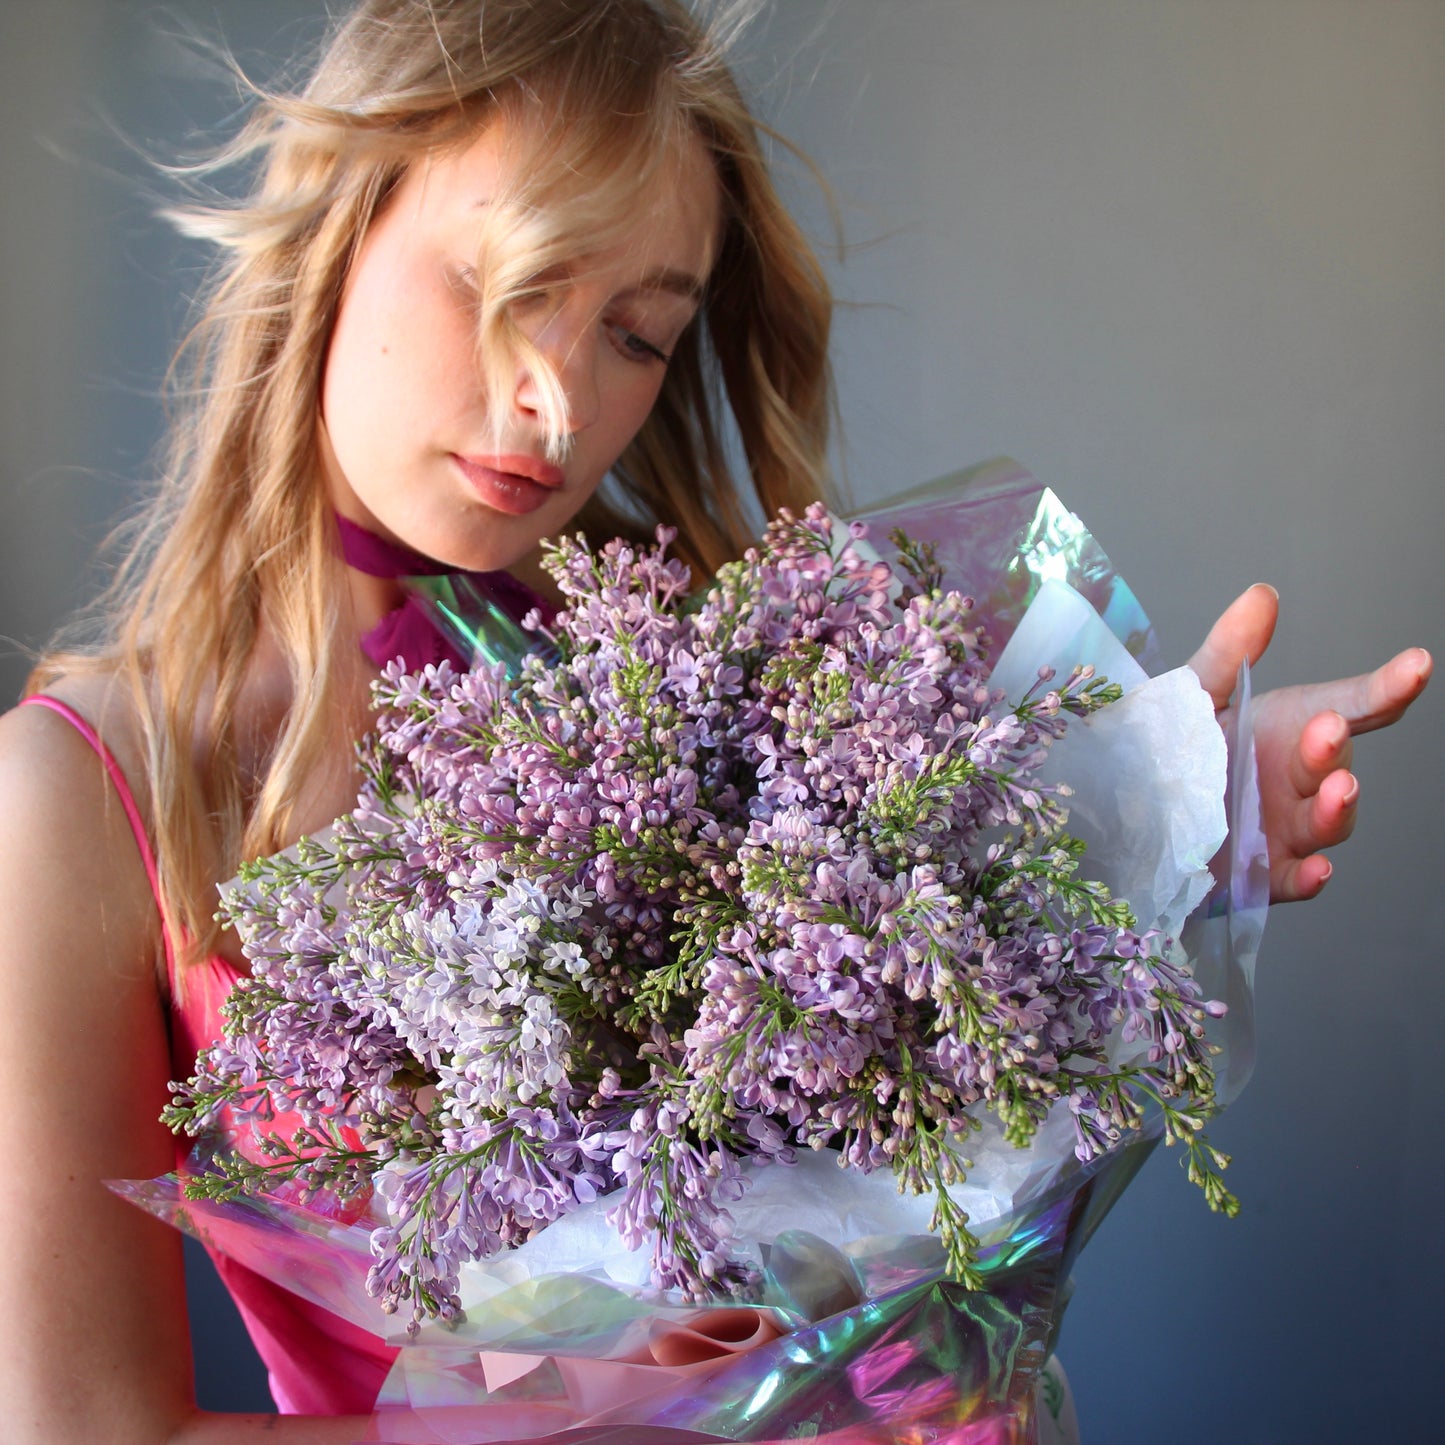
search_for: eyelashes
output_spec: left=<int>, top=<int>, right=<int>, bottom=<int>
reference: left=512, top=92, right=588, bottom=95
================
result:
left=451, top=264, right=675, bottom=367
left=608, top=323, right=672, bottom=365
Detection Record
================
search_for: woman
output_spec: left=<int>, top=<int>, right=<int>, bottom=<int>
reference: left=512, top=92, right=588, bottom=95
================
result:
left=0, top=1, right=1427, bottom=1438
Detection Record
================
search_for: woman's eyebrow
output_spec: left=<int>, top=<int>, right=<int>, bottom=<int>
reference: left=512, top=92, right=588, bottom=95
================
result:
left=463, top=220, right=707, bottom=304
left=624, top=266, right=707, bottom=305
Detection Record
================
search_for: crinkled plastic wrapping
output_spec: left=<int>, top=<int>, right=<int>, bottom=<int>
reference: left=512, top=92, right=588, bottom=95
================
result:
left=349, top=1139, right=1159, bottom=1445
left=115, top=461, right=1268, bottom=1443
left=861, top=457, right=1160, bottom=672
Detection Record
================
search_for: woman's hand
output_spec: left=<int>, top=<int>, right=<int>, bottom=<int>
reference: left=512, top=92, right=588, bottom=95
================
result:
left=1185, top=583, right=1432, bottom=904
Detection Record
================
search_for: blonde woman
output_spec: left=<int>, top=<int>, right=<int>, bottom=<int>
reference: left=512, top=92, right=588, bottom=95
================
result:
left=0, top=1, right=1427, bottom=1439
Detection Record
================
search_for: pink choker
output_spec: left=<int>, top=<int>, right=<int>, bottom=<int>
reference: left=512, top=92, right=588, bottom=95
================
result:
left=333, top=513, right=553, bottom=673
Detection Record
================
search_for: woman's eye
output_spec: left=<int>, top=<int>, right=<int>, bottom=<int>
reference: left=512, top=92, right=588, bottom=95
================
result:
left=609, top=322, right=671, bottom=365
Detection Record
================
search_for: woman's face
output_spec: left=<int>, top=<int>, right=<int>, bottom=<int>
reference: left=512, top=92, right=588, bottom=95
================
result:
left=318, top=117, right=721, bottom=572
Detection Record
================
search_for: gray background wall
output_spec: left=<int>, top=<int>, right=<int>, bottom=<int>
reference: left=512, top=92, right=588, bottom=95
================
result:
left=3, top=2, right=1439, bottom=1439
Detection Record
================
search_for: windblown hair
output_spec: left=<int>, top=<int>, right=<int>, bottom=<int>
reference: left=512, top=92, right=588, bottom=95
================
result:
left=28, top=0, right=833, bottom=969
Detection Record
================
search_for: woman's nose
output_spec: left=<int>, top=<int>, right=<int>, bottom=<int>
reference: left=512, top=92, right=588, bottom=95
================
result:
left=513, top=296, right=600, bottom=437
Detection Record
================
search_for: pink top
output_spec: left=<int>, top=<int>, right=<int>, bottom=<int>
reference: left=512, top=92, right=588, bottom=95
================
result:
left=23, top=694, right=397, bottom=1416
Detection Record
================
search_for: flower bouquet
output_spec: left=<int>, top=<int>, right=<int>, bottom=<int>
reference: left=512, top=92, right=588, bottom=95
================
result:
left=118, top=459, right=1268, bottom=1444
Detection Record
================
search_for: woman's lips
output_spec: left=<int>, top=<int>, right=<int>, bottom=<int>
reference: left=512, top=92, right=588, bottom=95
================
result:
left=452, top=454, right=564, bottom=517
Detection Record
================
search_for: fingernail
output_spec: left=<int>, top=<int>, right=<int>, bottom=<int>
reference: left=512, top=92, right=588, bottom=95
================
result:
left=1252, top=583, right=1280, bottom=601
left=1319, top=860, right=1333, bottom=886
left=1341, top=775, right=1359, bottom=806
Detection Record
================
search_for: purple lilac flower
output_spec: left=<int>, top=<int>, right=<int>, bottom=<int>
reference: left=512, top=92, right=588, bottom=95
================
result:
left=166, top=504, right=1232, bottom=1329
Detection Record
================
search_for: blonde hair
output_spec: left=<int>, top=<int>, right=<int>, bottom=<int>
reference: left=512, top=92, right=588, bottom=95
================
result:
left=28, top=0, right=833, bottom=969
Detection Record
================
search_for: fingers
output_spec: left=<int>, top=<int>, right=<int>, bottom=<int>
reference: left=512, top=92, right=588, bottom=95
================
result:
left=1287, top=709, right=1352, bottom=799
left=1266, top=763, right=1358, bottom=904
left=1264, top=712, right=1359, bottom=905
left=1186, top=583, right=1279, bottom=709
left=1306, top=764, right=1360, bottom=850
left=1346, top=646, right=1432, bottom=735
left=1272, top=851, right=1334, bottom=905
left=1274, top=647, right=1433, bottom=739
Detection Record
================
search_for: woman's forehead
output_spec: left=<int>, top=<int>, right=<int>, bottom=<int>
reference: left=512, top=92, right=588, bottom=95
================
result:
left=400, top=116, right=723, bottom=283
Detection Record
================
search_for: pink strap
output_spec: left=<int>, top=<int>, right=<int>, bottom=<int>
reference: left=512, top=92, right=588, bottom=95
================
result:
left=21, top=694, right=176, bottom=978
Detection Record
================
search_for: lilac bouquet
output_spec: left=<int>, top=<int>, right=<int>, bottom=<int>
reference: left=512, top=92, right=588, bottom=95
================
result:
left=165, top=493, right=1236, bottom=1343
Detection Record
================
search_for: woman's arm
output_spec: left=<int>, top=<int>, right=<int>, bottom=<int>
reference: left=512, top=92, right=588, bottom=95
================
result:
left=0, top=701, right=366, bottom=1444
left=1185, top=583, right=1432, bottom=902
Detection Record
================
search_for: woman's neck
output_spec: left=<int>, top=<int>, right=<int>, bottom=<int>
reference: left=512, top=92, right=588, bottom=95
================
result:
left=342, top=564, right=407, bottom=637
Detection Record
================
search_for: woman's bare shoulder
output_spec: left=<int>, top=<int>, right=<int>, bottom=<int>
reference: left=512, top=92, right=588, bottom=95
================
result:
left=0, top=673, right=162, bottom=979
left=1, top=670, right=147, bottom=768
left=0, top=677, right=200, bottom=1438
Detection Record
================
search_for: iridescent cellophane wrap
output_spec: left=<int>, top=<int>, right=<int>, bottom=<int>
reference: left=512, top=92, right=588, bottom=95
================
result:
left=114, top=461, right=1268, bottom=1444
left=401, top=572, right=555, bottom=676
